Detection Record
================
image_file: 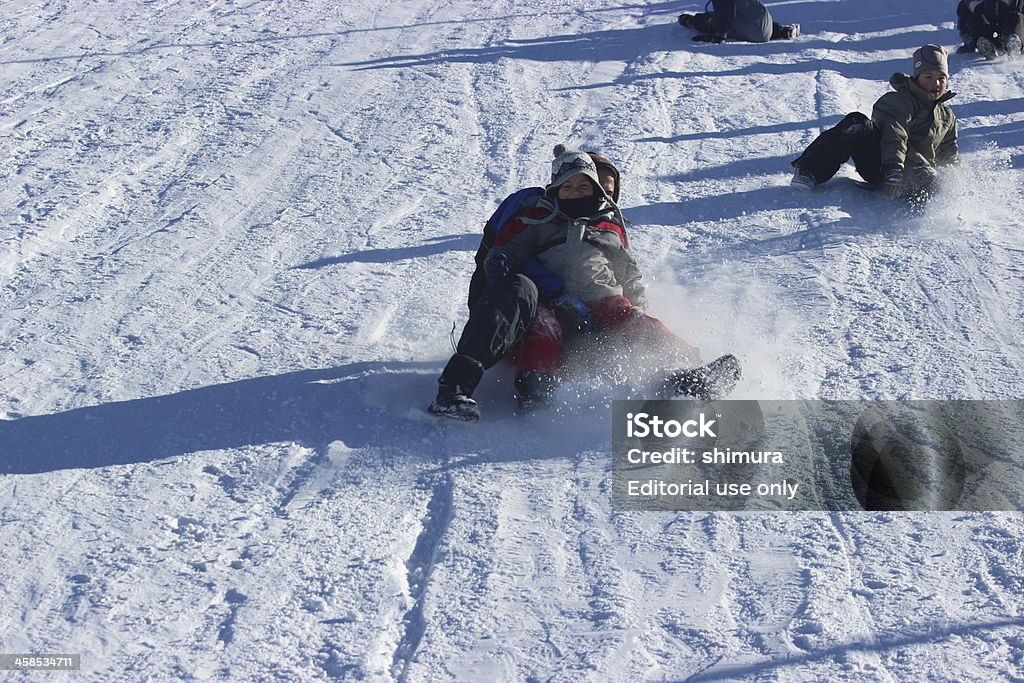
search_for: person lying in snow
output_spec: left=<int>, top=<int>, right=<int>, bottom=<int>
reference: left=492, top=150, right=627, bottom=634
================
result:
left=678, top=0, right=799, bottom=43
left=956, top=0, right=1024, bottom=58
left=429, top=146, right=738, bottom=422
left=789, top=44, right=958, bottom=204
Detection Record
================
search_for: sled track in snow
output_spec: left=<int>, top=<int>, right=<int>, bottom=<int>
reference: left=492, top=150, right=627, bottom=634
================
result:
left=390, top=473, right=455, bottom=682
left=4, top=1, right=1024, bottom=680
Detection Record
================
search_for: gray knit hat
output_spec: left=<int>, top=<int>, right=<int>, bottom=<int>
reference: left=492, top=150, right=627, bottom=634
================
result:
left=549, top=144, right=603, bottom=191
left=913, top=44, right=948, bottom=78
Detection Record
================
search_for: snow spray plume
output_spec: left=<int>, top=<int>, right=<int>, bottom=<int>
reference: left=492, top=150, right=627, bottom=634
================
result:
left=555, top=324, right=701, bottom=406
left=912, top=144, right=1022, bottom=238
left=646, top=264, right=809, bottom=400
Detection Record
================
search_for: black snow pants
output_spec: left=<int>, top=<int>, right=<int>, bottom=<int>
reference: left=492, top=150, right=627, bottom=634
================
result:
left=958, top=1, right=1024, bottom=44
left=439, top=274, right=538, bottom=393
left=791, top=112, right=885, bottom=186
left=997, top=11, right=1024, bottom=47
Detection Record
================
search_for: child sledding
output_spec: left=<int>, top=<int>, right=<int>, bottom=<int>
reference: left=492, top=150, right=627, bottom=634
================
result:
left=428, top=147, right=741, bottom=422
left=789, top=45, right=958, bottom=205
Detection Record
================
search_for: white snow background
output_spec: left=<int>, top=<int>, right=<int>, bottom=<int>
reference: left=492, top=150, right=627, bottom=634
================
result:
left=2, top=0, right=1024, bottom=680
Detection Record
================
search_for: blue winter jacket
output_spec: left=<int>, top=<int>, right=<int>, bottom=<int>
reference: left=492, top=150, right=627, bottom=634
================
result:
left=467, top=188, right=565, bottom=310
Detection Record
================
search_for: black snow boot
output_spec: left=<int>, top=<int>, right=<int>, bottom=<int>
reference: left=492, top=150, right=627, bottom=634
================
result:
left=772, top=23, right=800, bottom=40
left=429, top=382, right=480, bottom=422
left=663, top=354, right=742, bottom=401
left=514, top=372, right=557, bottom=414
left=429, top=354, right=484, bottom=422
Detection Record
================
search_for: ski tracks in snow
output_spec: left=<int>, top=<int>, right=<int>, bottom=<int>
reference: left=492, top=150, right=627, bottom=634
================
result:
left=3, top=0, right=1024, bottom=680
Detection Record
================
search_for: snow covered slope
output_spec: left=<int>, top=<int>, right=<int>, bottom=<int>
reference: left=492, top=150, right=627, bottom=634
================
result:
left=2, top=0, right=1023, bottom=680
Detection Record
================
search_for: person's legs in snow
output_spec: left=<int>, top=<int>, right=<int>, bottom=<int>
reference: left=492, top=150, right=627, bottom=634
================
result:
left=513, top=304, right=564, bottom=413
left=430, top=274, right=538, bottom=420
left=791, top=112, right=883, bottom=189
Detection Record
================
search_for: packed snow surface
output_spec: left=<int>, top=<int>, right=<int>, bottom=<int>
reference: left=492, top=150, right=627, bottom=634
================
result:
left=2, top=0, right=1024, bottom=680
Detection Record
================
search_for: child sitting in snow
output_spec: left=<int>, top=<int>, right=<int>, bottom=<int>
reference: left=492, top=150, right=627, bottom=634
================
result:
left=789, top=44, right=958, bottom=203
left=459, top=151, right=623, bottom=412
left=678, top=0, right=799, bottom=43
left=956, top=0, right=1024, bottom=58
left=429, top=147, right=738, bottom=421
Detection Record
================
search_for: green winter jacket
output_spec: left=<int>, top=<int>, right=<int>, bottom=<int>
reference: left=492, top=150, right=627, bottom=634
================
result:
left=872, top=73, right=958, bottom=176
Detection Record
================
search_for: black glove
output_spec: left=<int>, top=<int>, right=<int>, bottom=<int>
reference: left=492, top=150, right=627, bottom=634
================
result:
left=692, top=33, right=725, bottom=43
left=484, top=252, right=510, bottom=283
left=882, top=169, right=904, bottom=199
left=552, top=294, right=594, bottom=335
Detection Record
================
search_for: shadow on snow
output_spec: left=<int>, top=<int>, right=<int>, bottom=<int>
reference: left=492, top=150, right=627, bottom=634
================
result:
left=628, top=177, right=907, bottom=260
left=340, top=25, right=944, bottom=72
left=0, top=361, right=607, bottom=475
left=291, top=234, right=477, bottom=269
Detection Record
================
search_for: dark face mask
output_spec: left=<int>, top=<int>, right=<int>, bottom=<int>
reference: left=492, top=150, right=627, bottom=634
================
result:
left=559, top=194, right=603, bottom=219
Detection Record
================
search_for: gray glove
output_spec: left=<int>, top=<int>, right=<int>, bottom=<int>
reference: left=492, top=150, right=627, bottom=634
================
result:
left=911, top=165, right=938, bottom=185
